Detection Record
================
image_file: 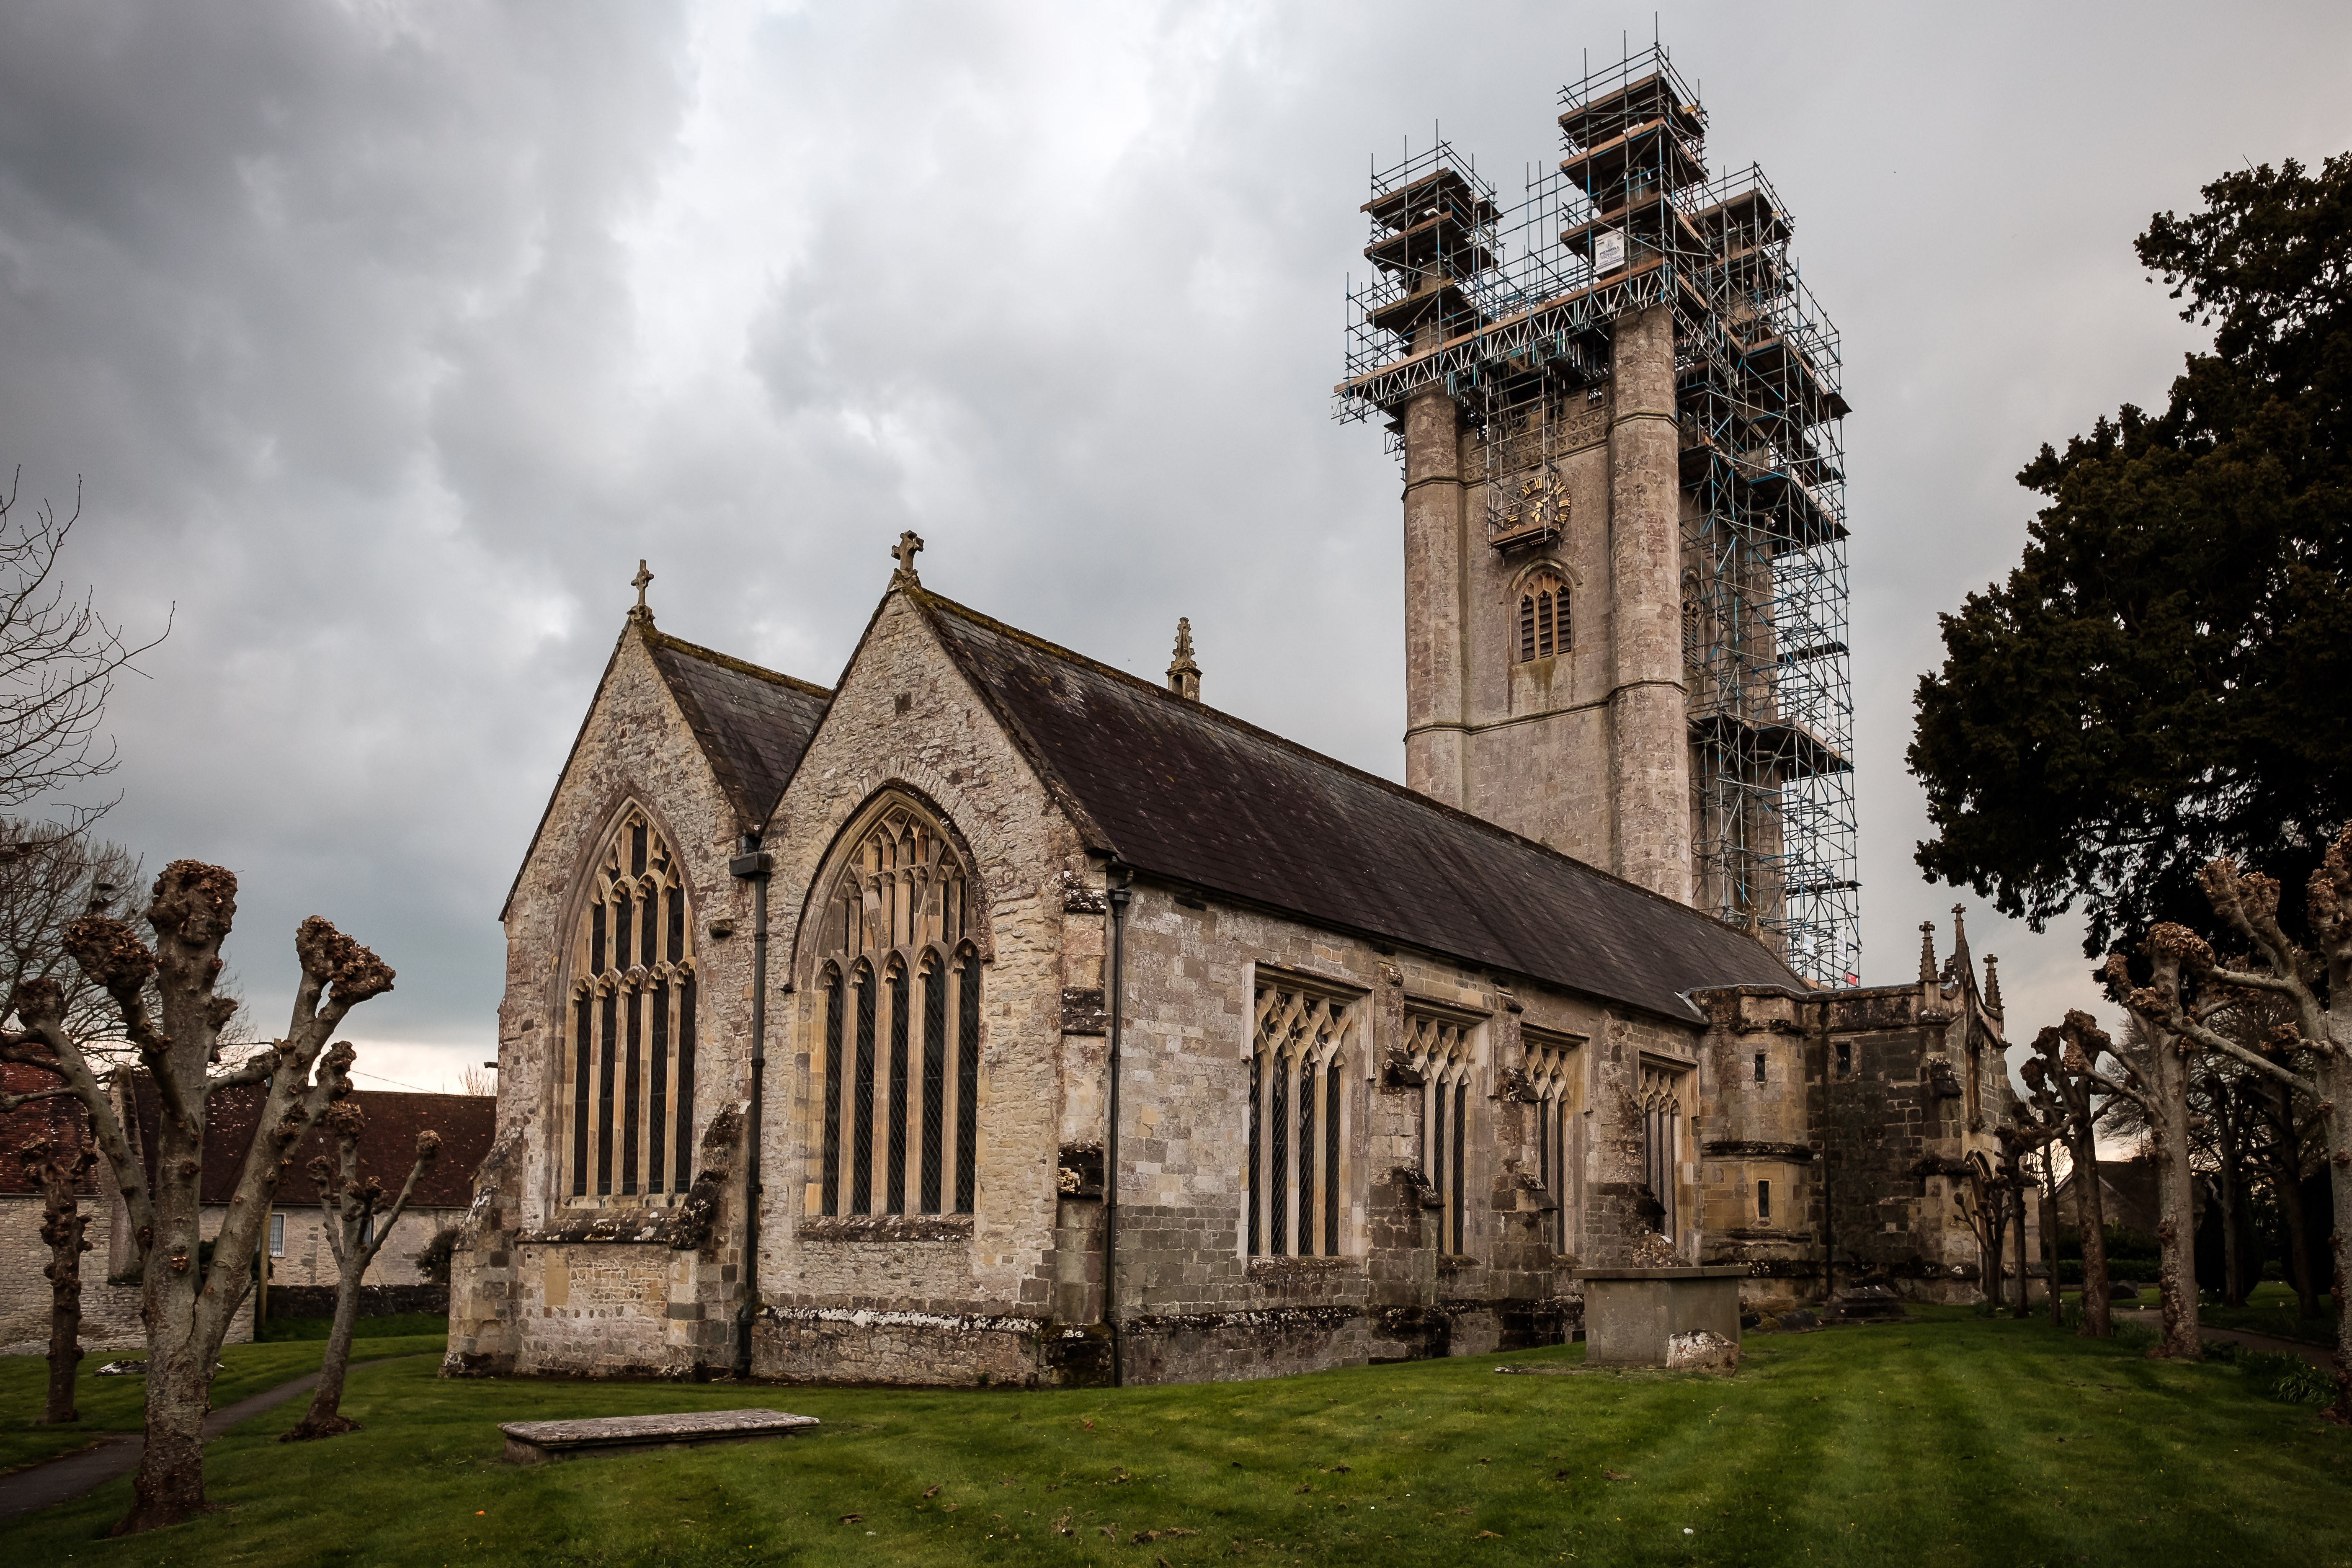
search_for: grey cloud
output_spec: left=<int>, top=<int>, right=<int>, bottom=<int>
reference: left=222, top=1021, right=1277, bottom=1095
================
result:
left=0, top=0, right=2345, bottom=1085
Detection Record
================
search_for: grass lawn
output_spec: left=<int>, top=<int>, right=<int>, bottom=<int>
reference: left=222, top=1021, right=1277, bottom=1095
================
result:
left=0, top=1331, right=448, bottom=1475
left=5, top=1307, right=2347, bottom=1567
left=256, top=1312, right=453, bottom=1344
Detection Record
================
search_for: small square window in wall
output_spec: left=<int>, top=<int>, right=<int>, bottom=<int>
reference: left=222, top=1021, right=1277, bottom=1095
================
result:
left=1757, top=1179, right=1771, bottom=1222
left=268, top=1213, right=285, bottom=1256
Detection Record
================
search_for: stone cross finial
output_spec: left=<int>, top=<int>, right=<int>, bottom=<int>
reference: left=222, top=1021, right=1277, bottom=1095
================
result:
left=629, top=560, right=655, bottom=624
left=891, top=530, right=926, bottom=586
left=1166, top=616, right=1201, bottom=700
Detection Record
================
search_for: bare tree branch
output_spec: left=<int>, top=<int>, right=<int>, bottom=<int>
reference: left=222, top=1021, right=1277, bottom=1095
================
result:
left=0, top=470, right=170, bottom=810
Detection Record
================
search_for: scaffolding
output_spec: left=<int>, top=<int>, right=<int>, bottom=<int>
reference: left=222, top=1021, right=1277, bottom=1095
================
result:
left=1336, top=44, right=1861, bottom=987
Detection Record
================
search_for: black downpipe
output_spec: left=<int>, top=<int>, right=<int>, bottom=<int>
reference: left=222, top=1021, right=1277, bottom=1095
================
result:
left=1820, top=1018, right=1837, bottom=1310
left=1104, top=874, right=1132, bottom=1388
left=729, top=830, right=774, bottom=1380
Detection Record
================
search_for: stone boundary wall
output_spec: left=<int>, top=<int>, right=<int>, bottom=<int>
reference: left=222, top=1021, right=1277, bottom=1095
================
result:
left=266, top=1283, right=449, bottom=1320
left=1, top=1194, right=254, bottom=1354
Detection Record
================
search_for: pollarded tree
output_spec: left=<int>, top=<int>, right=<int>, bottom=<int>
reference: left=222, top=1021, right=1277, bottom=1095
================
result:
left=0, top=818, right=147, bottom=1413
left=280, top=1094, right=438, bottom=1442
left=2107, top=823, right=2352, bottom=1418
left=1952, top=1150, right=2017, bottom=1310
left=0, top=861, right=392, bottom=1534
left=9, top=1120, right=95, bottom=1423
left=2077, top=1005, right=2203, bottom=1360
left=2021, top=1011, right=2120, bottom=1337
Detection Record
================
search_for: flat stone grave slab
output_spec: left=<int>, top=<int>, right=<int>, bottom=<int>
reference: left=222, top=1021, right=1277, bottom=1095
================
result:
left=499, top=1408, right=820, bottom=1465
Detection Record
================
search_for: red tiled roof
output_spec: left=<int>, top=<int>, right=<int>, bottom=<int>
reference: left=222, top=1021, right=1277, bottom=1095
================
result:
left=129, top=1078, right=496, bottom=1210
left=0, top=1058, right=101, bottom=1197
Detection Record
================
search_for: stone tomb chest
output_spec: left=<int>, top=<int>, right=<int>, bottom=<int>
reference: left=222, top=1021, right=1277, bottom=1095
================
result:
left=500, top=1408, right=820, bottom=1464
left=1578, top=1266, right=1745, bottom=1371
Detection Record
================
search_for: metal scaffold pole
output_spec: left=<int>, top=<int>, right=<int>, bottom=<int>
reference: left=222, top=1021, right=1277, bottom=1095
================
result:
left=1336, top=42, right=1861, bottom=986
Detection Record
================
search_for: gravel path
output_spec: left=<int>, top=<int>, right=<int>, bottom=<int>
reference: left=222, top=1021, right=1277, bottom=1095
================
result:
left=2114, top=1305, right=2337, bottom=1371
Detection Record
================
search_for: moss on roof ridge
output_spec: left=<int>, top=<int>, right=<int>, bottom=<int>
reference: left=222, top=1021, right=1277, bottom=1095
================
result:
left=648, top=627, right=832, bottom=698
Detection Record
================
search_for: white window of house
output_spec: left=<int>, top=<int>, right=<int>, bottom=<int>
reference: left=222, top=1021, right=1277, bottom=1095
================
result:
left=358, top=1214, right=375, bottom=1249
left=268, top=1213, right=285, bottom=1256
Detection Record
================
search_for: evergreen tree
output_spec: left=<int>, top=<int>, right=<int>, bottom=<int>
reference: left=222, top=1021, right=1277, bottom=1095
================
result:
left=1911, top=154, right=2352, bottom=953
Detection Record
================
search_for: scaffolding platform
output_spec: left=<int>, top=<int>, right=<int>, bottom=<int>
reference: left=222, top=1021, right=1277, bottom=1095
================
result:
left=1337, top=41, right=1862, bottom=987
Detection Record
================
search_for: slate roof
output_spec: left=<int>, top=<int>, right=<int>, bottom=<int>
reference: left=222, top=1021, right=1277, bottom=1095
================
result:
left=127, top=1079, right=497, bottom=1209
left=643, top=630, right=833, bottom=825
left=503, top=619, right=832, bottom=920
left=914, top=591, right=1803, bottom=1021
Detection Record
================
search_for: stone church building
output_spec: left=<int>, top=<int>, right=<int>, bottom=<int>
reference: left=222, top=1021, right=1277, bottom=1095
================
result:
left=444, top=58, right=2028, bottom=1387
left=441, top=546, right=2019, bottom=1387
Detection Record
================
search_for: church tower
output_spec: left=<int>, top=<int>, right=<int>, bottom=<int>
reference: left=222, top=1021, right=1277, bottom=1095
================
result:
left=1339, top=44, right=1860, bottom=984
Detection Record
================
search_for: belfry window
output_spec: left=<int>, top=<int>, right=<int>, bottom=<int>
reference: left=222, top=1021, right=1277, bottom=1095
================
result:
left=566, top=807, right=696, bottom=1202
left=1406, top=1012, right=1477, bottom=1255
left=1515, top=572, right=1569, bottom=663
left=1248, top=980, right=1356, bottom=1258
left=813, top=799, right=979, bottom=1217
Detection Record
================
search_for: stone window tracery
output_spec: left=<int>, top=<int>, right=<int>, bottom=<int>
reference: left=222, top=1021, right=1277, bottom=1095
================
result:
left=813, top=799, right=979, bottom=1217
left=1406, top=1013, right=1477, bottom=1255
left=1523, top=1028, right=1581, bottom=1255
left=1638, top=1063, right=1686, bottom=1240
left=565, top=807, right=695, bottom=1203
left=1516, top=571, right=1570, bottom=663
left=1248, top=979, right=1356, bottom=1258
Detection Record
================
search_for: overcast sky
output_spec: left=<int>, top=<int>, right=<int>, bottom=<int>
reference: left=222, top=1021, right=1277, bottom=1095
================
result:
left=1, top=0, right=2347, bottom=1095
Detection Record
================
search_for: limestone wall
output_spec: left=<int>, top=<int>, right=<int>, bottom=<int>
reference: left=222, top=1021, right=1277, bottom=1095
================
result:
left=448, top=618, right=769, bottom=1379
left=1, top=1194, right=255, bottom=1354
left=513, top=1242, right=674, bottom=1376
left=264, top=1203, right=465, bottom=1289
left=758, top=590, right=1083, bottom=1346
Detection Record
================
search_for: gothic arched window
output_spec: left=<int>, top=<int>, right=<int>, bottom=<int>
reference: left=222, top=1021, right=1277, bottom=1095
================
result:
left=566, top=807, right=695, bottom=1202
left=1406, top=1012, right=1477, bottom=1254
left=1516, top=571, right=1569, bottom=663
left=1638, top=1063, right=1686, bottom=1240
left=1248, top=979, right=1356, bottom=1258
left=813, top=798, right=979, bottom=1216
left=1523, top=1027, right=1581, bottom=1254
